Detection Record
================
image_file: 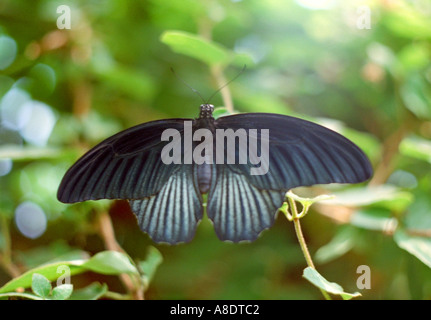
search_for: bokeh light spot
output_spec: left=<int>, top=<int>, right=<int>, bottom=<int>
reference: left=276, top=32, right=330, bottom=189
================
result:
left=15, top=201, right=47, bottom=239
left=0, top=158, right=12, bottom=176
left=19, top=101, right=57, bottom=146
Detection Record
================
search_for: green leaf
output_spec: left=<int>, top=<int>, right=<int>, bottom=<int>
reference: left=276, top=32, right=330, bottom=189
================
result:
left=230, top=52, right=255, bottom=68
left=0, top=292, right=43, bottom=300
left=350, top=208, right=398, bottom=232
left=0, top=250, right=137, bottom=294
left=0, top=35, right=17, bottom=70
left=28, top=63, right=57, bottom=97
left=233, top=84, right=290, bottom=114
left=400, top=75, right=431, bottom=119
left=82, top=251, right=138, bottom=275
left=161, top=30, right=230, bottom=66
left=0, top=144, right=61, bottom=161
left=69, top=282, right=108, bottom=300
left=90, top=43, right=155, bottom=101
left=397, top=43, right=430, bottom=74
left=0, top=261, right=84, bottom=294
left=91, top=64, right=155, bottom=102
left=324, top=185, right=413, bottom=212
left=394, top=229, right=431, bottom=269
left=51, top=284, right=73, bottom=300
left=315, top=227, right=357, bottom=264
left=17, top=246, right=90, bottom=270
left=404, top=193, right=431, bottom=230
left=212, top=107, right=232, bottom=119
left=138, top=246, right=163, bottom=288
left=400, top=135, right=431, bottom=163
left=285, top=190, right=334, bottom=205
left=302, top=267, right=361, bottom=300
left=383, top=8, right=431, bottom=39
left=31, top=273, right=52, bottom=299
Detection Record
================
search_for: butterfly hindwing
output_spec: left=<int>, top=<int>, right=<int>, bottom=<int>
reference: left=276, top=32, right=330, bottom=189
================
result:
left=207, top=164, right=285, bottom=242
left=129, top=164, right=203, bottom=244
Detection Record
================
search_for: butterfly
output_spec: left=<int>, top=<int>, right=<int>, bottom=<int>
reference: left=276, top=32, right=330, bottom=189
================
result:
left=57, top=104, right=373, bottom=244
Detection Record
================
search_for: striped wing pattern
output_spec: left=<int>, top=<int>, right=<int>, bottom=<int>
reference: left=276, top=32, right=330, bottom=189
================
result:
left=129, top=165, right=203, bottom=244
left=58, top=112, right=373, bottom=244
left=57, top=119, right=188, bottom=202
left=206, top=113, right=372, bottom=242
left=207, top=164, right=285, bottom=242
left=215, top=113, right=372, bottom=191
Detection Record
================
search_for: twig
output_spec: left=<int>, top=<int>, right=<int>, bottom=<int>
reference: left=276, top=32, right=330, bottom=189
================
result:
left=285, top=197, right=331, bottom=300
left=0, top=215, right=21, bottom=279
left=368, top=125, right=407, bottom=186
left=97, top=211, right=144, bottom=300
left=198, top=17, right=234, bottom=113
left=209, top=64, right=234, bottom=113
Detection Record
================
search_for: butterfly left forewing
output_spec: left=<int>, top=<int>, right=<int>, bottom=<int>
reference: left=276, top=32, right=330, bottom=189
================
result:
left=57, top=119, right=190, bottom=203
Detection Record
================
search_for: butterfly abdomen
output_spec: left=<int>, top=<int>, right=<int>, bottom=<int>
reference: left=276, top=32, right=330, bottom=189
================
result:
left=196, top=162, right=212, bottom=194
left=193, top=116, right=215, bottom=194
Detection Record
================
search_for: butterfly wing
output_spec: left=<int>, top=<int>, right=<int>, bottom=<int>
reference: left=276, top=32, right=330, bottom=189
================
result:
left=57, top=119, right=189, bottom=202
left=57, top=118, right=204, bottom=244
left=215, top=113, right=372, bottom=189
left=129, top=164, right=203, bottom=244
left=207, top=164, right=284, bottom=242
left=207, top=113, right=372, bottom=242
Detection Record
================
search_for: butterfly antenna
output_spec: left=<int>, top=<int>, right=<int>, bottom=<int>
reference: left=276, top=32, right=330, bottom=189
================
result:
left=206, top=64, right=247, bottom=104
left=170, top=67, right=206, bottom=104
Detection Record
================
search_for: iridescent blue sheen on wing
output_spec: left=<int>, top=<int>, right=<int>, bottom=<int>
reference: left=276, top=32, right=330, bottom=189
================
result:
left=129, top=165, right=203, bottom=244
left=57, top=111, right=373, bottom=244
left=207, top=164, right=284, bottom=242
left=206, top=113, right=372, bottom=242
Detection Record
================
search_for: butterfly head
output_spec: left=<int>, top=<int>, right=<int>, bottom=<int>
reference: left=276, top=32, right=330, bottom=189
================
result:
left=199, top=104, right=214, bottom=119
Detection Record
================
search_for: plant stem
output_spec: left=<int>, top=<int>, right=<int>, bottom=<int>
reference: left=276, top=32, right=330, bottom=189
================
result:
left=97, top=211, right=144, bottom=300
left=292, top=218, right=315, bottom=269
left=287, top=197, right=331, bottom=300
left=0, top=215, right=21, bottom=278
left=292, top=217, right=331, bottom=300
left=102, top=291, right=132, bottom=300
left=210, top=64, right=234, bottom=113
left=198, top=17, right=234, bottom=113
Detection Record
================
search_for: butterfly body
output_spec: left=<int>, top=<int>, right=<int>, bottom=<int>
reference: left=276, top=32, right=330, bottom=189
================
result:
left=58, top=104, right=373, bottom=244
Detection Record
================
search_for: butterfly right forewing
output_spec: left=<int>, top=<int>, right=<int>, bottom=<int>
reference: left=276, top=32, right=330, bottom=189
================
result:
left=214, top=113, right=372, bottom=191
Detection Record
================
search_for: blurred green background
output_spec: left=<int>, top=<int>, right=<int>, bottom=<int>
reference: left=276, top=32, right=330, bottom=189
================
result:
left=1, top=0, right=431, bottom=300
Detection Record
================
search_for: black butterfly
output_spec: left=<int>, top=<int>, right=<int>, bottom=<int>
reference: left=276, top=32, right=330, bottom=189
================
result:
left=57, top=104, right=372, bottom=244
